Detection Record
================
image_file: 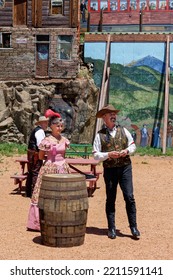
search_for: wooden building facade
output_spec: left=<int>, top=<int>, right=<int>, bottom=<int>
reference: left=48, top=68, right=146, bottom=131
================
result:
left=87, top=0, right=173, bottom=31
left=0, top=0, right=80, bottom=80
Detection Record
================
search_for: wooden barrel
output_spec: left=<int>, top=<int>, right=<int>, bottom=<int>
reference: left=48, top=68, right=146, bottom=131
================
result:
left=38, top=173, right=89, bottom=247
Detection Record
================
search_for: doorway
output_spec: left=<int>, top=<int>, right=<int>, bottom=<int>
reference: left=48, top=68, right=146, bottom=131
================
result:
left=36, top=35, right=49, bottom=77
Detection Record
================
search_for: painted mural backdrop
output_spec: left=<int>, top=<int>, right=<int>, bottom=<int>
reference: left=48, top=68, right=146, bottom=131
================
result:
left=84, top=42, right=173, bottom=145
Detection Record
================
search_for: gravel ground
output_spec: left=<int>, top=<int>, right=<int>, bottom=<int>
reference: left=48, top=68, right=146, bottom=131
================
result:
left=0, top=155, right=173, bottom=260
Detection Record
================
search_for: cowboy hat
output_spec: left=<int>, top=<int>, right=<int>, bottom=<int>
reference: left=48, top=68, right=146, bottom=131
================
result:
left=35, top=116, right=49, bottom=125
left=96, top=104, right=120, bottom=118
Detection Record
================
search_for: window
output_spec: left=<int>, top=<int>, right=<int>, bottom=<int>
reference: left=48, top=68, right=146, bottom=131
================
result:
left=0, top=33, right=11, bottom=48
left=130, top=0, right=137, bottom=10
left=0, top=0, right=5, bottom=8
left=120, top=0, right=127, bottom=10
left=159, top=0, right=166, bottom=9
left=57, top=35, right=73, bottom=60
left=110, top=1, right=118, bottom=10
left=37, top=35, right=50, bottom=42
left=51, top=0, right=63, bottom=15
left=90, top=0, right=98, bottom=10
left=149, top=0, right=157, bottom=9
left=100, top=0, right=108, bottom=10
left=88, top=0, right=173, bottom=12
left=140, top=0, right=147, bottom=10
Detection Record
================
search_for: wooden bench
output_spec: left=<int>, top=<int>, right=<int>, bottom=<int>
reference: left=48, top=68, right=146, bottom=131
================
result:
left=10, top=174, right=28, bottom=193
left=70, top=170, right=102, bottom=197
left=86, top=177, right=98, bottom=197
left=65, top=143, right=92, bottom=159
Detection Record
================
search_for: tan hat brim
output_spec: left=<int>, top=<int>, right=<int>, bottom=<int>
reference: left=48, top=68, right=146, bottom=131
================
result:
left=35, top=119, right=49, bottom=125
left=96, top=109, right=120, bottom=118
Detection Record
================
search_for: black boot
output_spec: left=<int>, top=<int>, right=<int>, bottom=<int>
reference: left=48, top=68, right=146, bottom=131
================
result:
left=107, top=212, right=116, bottom=239
left=108, top=228, right=116, bottom=239
left=130, top=227, right=140, bottom=238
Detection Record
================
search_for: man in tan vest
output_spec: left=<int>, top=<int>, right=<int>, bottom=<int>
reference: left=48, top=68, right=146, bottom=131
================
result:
left=93, top=104, right=140, bottom=239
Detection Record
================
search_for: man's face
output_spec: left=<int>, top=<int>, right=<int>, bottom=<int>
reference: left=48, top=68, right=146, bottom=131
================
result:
left=40, top=121, right=48, bottom=130
left=103, top=112, right=116, bottom=128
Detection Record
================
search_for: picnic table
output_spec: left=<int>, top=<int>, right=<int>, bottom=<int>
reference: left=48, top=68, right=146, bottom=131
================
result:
left=10, top=158, right=29, bottom=193
left=65, top=143, right=92, bottom=158
left=66, top=158, right=102, bottom=196
left=11, top=156, right=102, bottom=196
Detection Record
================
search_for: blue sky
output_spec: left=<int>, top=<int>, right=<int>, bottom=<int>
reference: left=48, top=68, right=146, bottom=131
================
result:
left=85, top=42, right=173, bottom=66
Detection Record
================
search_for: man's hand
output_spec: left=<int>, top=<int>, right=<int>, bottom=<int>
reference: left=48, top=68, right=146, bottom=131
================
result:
left=119, top=149, right=129, bottom=157
left=108, top=151, right=120, bottom=159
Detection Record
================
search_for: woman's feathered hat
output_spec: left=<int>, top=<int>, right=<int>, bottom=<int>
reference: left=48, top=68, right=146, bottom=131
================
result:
left=44, top=109, right=61, bottom=118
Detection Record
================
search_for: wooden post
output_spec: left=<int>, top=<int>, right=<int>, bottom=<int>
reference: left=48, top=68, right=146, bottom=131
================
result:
left=94, top=34, right=111, bottom=139
left=98, top=10, right=103, bottom=32
left=162, top=35, right=170, bottom=154
left=70, top=0, right=79, bottom=28
left=87, top=12, right=90, bottom=32
left=139, top=10, right=143, bottom=32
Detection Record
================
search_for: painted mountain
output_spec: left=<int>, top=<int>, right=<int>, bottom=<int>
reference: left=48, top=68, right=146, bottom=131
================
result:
left=129, top=55, right=173, bottom=74
left=84, top=56, right=173, bottom=129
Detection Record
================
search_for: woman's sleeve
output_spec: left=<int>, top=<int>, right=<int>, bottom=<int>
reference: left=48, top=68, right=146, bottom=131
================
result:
left=65, top=138, right=70, bottom=148
left=38, top=137, right=51, bottom=151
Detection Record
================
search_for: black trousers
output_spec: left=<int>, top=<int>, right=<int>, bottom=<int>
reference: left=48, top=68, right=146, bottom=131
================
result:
left=103, top=164, right=137, bottom=230
left=25, top=151, right=43, bottom=197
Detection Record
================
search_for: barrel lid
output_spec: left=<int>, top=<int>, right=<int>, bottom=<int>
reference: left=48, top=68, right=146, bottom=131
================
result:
left=42, top=173, right=86, bottom=182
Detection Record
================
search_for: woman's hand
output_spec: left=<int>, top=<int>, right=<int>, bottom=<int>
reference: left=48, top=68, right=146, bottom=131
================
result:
left=39, top=150, right=46, bottom=160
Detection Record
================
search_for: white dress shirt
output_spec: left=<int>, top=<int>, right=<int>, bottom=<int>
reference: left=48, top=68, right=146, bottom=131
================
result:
left=35, top=128, right=46, bottom=147
left=93, top=126, right=136, bottom=162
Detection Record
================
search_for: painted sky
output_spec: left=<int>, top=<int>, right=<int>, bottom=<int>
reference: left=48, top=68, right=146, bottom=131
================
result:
left=85, top=42, right=106, bottom=60
left=85, top=42, right=173, bottom=66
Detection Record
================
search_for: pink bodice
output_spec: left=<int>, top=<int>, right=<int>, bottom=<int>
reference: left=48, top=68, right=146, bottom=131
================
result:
left=38, top=135, right=70, bottom=165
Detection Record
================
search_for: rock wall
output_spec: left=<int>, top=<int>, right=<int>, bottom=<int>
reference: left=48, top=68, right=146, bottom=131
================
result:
left=0, top=74, right=99, bottom=144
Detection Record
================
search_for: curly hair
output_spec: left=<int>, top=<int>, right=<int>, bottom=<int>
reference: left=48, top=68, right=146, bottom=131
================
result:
left=49, top=116, right=64, bottom=127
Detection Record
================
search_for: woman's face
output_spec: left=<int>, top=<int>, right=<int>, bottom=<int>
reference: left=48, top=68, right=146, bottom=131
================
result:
left=51, top=121, right=64, bottom=134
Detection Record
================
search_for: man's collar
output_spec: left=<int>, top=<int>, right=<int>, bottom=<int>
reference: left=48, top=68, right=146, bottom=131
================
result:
left=105, top=126, right=116, bottom=132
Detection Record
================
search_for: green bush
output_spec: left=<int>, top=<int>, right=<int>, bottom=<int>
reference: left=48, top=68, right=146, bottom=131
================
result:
left=0, top=143, right=27, bottom=157
left=0, top=143, right=173, bottom=157
left=135, top=146, right=173, bottom=156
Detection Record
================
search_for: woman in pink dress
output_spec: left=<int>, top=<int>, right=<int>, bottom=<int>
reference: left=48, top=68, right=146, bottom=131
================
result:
left=27, top=113, right=70, bottom=231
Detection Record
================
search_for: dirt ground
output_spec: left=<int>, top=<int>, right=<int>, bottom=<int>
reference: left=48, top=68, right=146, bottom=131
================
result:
left=0, top=154, right=173, bottom=260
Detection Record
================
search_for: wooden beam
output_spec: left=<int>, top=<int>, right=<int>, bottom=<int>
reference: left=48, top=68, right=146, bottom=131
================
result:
left=94, top=34, right=111, bottom=138
left=70, top=0, right=79, bottom=28
left=84, top=33, right=173, bottom=43
left=162, top=35, right=170, bottom=154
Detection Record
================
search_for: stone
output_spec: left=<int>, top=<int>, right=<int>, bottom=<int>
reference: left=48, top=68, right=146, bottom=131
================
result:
left=0, top=74, right=99, bottom=144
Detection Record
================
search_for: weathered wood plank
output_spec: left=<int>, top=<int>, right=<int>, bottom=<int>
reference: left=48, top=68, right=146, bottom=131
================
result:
left=84, top=33, right=173, bottom=42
